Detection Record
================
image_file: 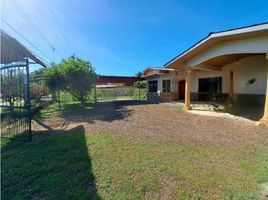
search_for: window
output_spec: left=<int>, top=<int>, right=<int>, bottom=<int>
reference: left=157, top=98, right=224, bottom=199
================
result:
left=148, top=80, right=158, bottom=92
left=198, top=77, right=222, bottom=93
left=162, top=80, right=170, bottom=92
left=198, top=77, right=222, bottom=101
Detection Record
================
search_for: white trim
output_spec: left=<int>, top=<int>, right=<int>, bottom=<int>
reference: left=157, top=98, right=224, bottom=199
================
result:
left=164, top=23, right=268, bottom=67
left=211, top=23, right=268, bottom=38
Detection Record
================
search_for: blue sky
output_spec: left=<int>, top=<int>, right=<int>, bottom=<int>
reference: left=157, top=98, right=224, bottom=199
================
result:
left=1, top=0, right=268, bottom=75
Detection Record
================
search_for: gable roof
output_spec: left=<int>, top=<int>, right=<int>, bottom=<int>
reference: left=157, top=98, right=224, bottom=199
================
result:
left=142, top=67, right=176, bottom=77
left=164, top=22, right=268, bottom=68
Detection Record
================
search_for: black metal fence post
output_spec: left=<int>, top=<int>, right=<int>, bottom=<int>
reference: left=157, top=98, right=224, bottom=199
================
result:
left=25, top=58, right=32, bottom=142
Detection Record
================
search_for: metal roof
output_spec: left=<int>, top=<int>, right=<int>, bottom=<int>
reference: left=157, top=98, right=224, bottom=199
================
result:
left=97, top=75, right=141, bottom=83
left=1, top=30, right=47, bottom=67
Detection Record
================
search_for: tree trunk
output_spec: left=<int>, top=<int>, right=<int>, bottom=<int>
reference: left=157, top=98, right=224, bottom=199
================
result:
left=80, top=92, right=85, bottom=105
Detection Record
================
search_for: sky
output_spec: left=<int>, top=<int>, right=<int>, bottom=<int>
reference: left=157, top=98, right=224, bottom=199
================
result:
left=1, top=0, right=268, bottom=75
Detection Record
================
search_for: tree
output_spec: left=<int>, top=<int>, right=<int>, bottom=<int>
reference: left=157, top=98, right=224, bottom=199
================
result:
left=44, top=56, right=96, bottom=104
left=43, top=63, right=62, bottom=101
left=135, top=71, right=142, bottom=78
left=1, top=70, right=25, bottom=111
left=134, top=71, right=146, bottom=89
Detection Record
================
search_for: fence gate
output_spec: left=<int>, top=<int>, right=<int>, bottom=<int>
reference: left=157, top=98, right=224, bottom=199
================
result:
left=0, top=59, right=32, bottom=141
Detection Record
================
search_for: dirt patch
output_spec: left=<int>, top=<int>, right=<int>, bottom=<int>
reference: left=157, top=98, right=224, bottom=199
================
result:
left=33, top=100, right=268, bottom=149
left=260, top=182, right=268, bottom=200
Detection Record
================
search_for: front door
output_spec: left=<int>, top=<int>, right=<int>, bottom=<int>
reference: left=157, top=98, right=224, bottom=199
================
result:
left=178, top=80, right=185, bottom=100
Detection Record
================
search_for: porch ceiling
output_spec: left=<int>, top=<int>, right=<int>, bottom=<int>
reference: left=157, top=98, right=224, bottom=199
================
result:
left=204, top=53, right=262, bottom=66
left=193, top=53, right=264, bottom=72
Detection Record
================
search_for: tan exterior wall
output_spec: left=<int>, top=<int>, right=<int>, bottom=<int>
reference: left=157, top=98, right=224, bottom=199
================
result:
left=146, top=71, right=185, bottom=102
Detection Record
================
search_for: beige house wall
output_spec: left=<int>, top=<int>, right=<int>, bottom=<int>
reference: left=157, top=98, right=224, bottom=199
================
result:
left=146, top=71, right=185, bottom=102
left=190, top=55, right=267, bottom=95
left=221, top=55, right=267, bottom=94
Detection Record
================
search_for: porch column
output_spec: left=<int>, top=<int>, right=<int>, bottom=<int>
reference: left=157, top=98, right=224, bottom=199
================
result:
left=229, top=71, right=234, bottom=101
left=184, top=69, right=192, bottom=111
left=260, top=53, right=268, bottom=126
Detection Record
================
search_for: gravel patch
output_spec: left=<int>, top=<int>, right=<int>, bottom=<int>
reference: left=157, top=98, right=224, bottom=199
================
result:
left=34, top=100, right=268, bottom=149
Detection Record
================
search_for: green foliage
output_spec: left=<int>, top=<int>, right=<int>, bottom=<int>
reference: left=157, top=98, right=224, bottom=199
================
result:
left=247, top=78, right=256, bottom=86
left=44, top=56, right=96, bottom=104
left=135, top=71, right=142, bottom=78
left=134, top=80, right=146, bottom=89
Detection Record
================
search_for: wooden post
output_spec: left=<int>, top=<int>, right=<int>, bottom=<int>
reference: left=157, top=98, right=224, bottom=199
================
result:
left=58, top=90, right=61, bottom=111
left=138, top=80, right=141, bottom=100
left=229, top=70, right=234, bottom=103
left=260, top=53, right=268, bottom=126
left=184, top=69, right=192, bottom=111
left=94, top=82, right=97, bottom=103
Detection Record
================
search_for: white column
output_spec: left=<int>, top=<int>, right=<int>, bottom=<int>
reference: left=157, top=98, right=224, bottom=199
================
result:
left=260, top=53, right=268, bottom=126
left=157, top=78, right=162, bottom=95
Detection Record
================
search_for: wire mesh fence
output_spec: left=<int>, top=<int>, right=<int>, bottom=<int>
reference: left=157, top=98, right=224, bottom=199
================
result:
left=96, top=87, right=147, bottom=101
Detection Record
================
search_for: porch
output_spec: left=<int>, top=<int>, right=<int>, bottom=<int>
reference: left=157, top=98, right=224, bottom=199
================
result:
left=164, top=23, right=268, bottom=125
left=184, top=53, right=268, bottom=125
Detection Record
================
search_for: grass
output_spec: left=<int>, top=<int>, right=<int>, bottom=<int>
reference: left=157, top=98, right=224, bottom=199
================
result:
left=2, top=128, right=268, bottom=200
left=2, top=99, right=268, bottom=199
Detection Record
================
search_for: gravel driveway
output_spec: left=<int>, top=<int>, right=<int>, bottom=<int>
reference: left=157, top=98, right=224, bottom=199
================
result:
left=35, top=100, right=268, bottom=150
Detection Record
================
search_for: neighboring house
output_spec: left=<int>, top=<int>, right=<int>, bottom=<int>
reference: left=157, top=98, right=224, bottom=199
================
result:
left=144, top=22, right=268, bottom=125
left=142, top=67, right=185, bottom=102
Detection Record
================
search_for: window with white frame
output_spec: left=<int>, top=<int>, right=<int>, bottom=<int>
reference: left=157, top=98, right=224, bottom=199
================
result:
left=162, top=80, right=170, bottom=92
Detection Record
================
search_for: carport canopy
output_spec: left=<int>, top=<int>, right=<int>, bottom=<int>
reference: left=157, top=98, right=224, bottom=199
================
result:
left=97, top=75, right=142, bottom=83
left=1, top=30, right=47, bottom=67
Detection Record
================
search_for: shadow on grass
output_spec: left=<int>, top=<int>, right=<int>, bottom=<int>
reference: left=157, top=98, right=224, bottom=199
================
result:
left=1, top=125, right=101, bottom=200
left=41, top=100, right=151, bottom=124
left=38, top=102, right=94, bottom=117
left=82, top=100, right=148, bottom=123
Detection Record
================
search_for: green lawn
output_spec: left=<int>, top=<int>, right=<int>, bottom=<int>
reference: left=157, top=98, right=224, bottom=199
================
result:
left=2, top=127, right=268, bottom=200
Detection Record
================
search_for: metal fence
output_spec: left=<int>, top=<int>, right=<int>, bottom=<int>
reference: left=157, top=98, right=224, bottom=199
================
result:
left=0, top=59, right=32, bottom=141
left=0, top=61, right=59, bottom=141
left=96, top=87, right=147, bottom=101
left=29, top=75, right=57, bottom=115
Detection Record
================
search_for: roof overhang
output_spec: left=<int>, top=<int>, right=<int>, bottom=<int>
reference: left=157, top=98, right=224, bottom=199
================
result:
left=164, top=22, right=268, bottom=68
left=141, top=67, right=183, bottom=78
left=1, top=30, right=47, bottom=67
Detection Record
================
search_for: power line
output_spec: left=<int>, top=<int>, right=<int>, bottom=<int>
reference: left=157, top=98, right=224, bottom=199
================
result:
left=1, top=17, right=53, bottom=64
left=36, top=0, right=69, bottom=55
left=10, top=1, right=64, bottom=61
left=43, top=0, right=71, bottom=51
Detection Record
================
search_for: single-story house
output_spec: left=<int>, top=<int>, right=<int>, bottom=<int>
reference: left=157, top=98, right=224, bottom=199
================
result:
left=141, top=67, right=185, bottom=102
left=143, top=22, right=268, bottom=125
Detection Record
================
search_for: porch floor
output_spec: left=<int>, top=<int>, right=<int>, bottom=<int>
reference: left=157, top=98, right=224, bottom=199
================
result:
left=160, top=101, right=262, bottom=123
